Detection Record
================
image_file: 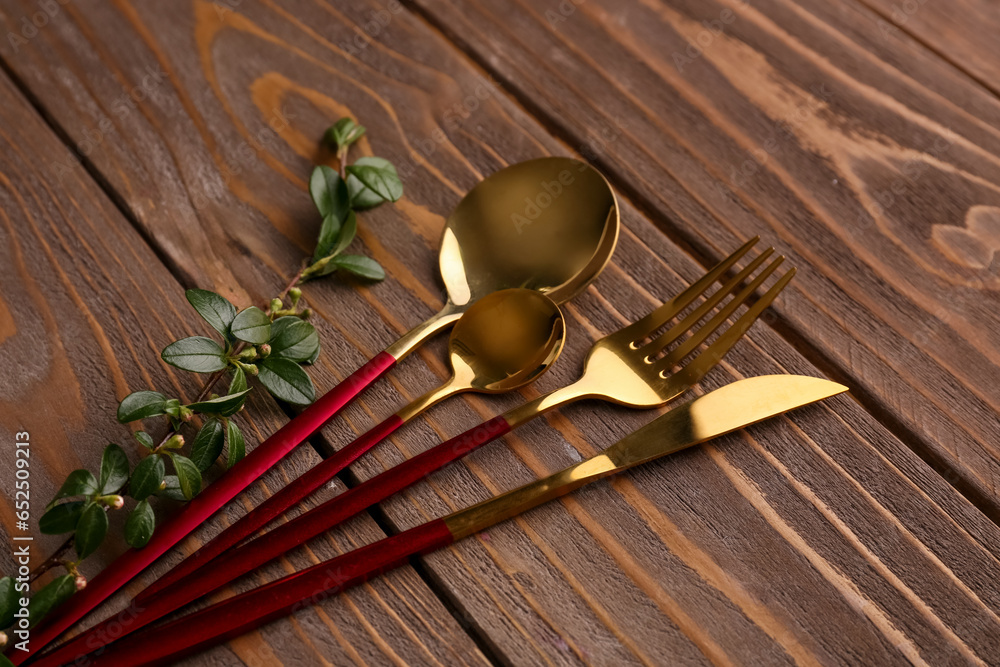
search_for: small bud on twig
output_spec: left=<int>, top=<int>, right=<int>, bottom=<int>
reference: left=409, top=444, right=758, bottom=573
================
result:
left=270, top=298, right=283, bottom=313
left=289, top=287, right=302, bottom=307
left=108, top=495, right=124, bottom=510
left=74, top=575, right=87, bottom=591
left=258, top=343, right=271, bottom=358
left=0, top=630, right=8, bottom=648
left=158, top=480, right=167, bottom=491
left=163, top=434, right=185, bottom=450
left=301, top=308, right=313, bottom=320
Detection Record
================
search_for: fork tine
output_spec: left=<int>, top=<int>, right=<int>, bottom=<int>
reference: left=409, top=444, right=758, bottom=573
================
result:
left=651, top=255, right=785, bottom=369
left=639, top=248, right=774, bottom=354
left=662, top=268, right=796, bottom=387
left=626, top=236, right=759, bottom=344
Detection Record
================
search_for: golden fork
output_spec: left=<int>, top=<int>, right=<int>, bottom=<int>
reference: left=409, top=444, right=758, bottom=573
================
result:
left=505, top=236, right=791, bottom=424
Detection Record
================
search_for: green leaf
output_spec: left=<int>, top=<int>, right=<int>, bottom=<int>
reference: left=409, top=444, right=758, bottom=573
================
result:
left=229, top=365, right=248, bottom=395
left=258, top=357, right=316, bottom=405
left=74, top=502, right=109, bottom=559
left=346, top=157, right=402, bottom=203
left=185, top=289, right=237, bottom=338
left=133, top=431, right=155, bottom=450
left=124, top=500, right=155, bottom=548
left=325, top=117, right=366, bottom=149
left=170, top=454, right=202, bottom=500
left=163, top=398, right=184, bottom=420
left=27, top=575, right=76, bottom=628
left=329, top=210, right=357, bottom=257
left=226, top=420, right=246, bottom=468
left=116, top=390, right=168, bottom=423
left=304, top=344, right=320, bottom=365
left=230, top=307, right=271, bottom=344
left=190, top=418, right=225, bottom=472
left=347, top=174, right=384, bottom=209
left=161, top=337, right=228, bottom=373
left=186, top=388, right=252, bottom=416
left=346, top=157, right=400, bottom=208
left=129, top=455, right=165, bottom=501
left=157, top=475, right=187, bottom=502
left=0, top=655, right=15, bottom=667
left=50, top=470, right=98, bottom=504
left=314, top=212, right=343, bottom=261
left=309, top=165, right=350, bottom=221
left=39, top=501, right=85, bottom=534
left=268, top=318, right=319, bottom=363
left=0, top=576, right=17, bottom=630
left=98, top=444, right=130, bottom=495
left=332, top=255, right=386, bottom=281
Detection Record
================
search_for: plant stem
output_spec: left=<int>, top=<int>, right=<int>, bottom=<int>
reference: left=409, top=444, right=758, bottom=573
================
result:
left=30, top=541, right=72, bottom=581
left=337, top=146, right=349, bottom=180
left=270, top=263, right=308, bottom=312
left=32, top=262, right=313, bottom=580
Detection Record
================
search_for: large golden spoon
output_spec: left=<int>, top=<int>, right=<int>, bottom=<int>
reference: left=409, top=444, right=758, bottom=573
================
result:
left=24, top=159, right=617, bottom=657
left=389, top=156, right=618, bottom=358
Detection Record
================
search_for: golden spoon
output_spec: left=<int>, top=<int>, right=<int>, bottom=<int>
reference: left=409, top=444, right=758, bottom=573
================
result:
left=389, top=156, right=618, bottom=359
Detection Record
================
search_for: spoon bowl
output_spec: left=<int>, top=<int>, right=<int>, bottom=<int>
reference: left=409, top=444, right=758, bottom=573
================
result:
left=388, top=157, right=618, bottom=359
left=447, top=288, right=565, bottom=393
left=441, top=157, right=618, bottom=307
left=396, top=288, right=565, bottom=420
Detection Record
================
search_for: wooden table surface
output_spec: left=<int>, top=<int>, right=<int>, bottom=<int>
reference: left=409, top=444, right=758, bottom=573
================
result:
left=1, top=0, right=999, bottom=665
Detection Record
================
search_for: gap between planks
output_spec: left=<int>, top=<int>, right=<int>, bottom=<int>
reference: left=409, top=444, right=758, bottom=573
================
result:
left=850, top=0, right=1000, bottom=102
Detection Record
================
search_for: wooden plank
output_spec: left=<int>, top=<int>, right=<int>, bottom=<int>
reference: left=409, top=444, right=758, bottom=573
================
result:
left=860, top=0, right=1000, bottom=95
left=406, top=0, right=1000, bottom=520
left=2, top=0, right=1000, bottom=664
left=0, top=71, right=487, bottom=666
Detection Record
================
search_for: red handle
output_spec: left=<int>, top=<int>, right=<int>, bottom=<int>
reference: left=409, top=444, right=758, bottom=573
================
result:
left=32, top=416, right=512, bottom=667
left=11, top=351, right=396, bottom=665
left=137, top=412, right=405, bottom=602
left=83, top=520, right=456, bottom=667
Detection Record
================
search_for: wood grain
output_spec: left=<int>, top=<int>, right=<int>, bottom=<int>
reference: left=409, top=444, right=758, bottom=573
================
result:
left=408, top=0, right=1000, bottom=521
left=1, top=0, right=999, bottom=665
left=0, top=71, right=486, bottom=666
left=859, top=0, right=1000, bottom=96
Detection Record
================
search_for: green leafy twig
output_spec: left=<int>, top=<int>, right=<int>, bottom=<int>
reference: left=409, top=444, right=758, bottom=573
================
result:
left=1, top=117, right=402, bottom=640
